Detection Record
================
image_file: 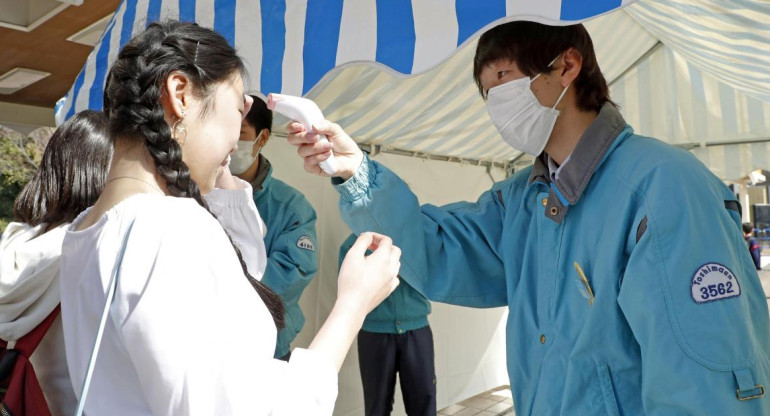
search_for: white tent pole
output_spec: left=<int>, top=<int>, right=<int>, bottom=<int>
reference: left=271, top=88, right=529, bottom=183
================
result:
left=608, top=40, right=663, bottom=87
left=270, top=131, right=513, bottom=171
left=674, top=137, right=770, bottom=149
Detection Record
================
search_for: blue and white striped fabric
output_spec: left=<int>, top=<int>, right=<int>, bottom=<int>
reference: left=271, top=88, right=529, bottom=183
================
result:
left=612, top=43, right=770, bottom=180
left=297, top=1, right=769, bottom=179
left=56, top=0, right=770, bottom=180
left=614, top=0, right=770, bottom=180
left=287, top=9, right=658, bottom=165
left=624, top=0, right=770, bottom=103
left=56, top=0, right=639, bottom=124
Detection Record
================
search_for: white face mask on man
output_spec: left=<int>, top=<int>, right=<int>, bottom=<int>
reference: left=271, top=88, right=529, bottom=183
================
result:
left=486, top=56, right=569, bottom=156
left=229, top=140, right=258, bottom=175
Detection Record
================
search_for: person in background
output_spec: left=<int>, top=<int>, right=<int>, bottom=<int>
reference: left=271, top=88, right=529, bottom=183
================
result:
left=0, top=110, right=113, bottom=414
left=232, top=96, right=318, bottom=361
left=339, top=234, right=435, bottom=416
left=743, top=223, right=762, bottom=270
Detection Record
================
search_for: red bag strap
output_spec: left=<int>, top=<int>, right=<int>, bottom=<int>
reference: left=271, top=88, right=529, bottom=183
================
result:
left=12, top=305, right=61, bottom=356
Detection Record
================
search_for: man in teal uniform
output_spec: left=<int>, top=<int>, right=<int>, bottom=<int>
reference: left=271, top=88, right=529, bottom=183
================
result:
left=287, top=22, right=770, bottom=414
left=233, top=96, right=318, bottom=361
left=339, top=234, right=435, bottom=416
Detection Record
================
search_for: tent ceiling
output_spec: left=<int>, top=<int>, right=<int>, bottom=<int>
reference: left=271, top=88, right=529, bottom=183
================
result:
left=277, top=0, right=770, bottom=180
left=56, top=0, right=642, bottom=123
left=624, top=0, right=770, bottom=103
left=57, top=0, right=769, bottom=179
left=269, top=8, right=661, bottom=166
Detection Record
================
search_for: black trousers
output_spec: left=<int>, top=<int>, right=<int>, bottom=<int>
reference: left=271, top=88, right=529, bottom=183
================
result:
left=357, top=326, right=436, bottom=416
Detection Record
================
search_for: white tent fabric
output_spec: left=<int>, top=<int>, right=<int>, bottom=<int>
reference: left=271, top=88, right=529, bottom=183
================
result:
left=610, top=43, right=770, bottom=179
left=624, top=0, right=770, bottom=103
left=690, top=143, right=770, bottom=181
left=615, top=0, right=770, bottom=179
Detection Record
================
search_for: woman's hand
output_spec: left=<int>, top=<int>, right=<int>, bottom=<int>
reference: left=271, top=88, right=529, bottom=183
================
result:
left=308, top=232, right=400, bottom=371
left=337, top=232, right=401, bottom=315
left=214, top=165, right=244, bottom=191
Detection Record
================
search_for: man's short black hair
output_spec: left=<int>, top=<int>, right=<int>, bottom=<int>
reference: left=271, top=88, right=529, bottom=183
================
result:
left=473, top=21, right=614, bottom=113
left=245, top=95, right=273, bottom=133
left=743, top=222, right=754, bottom=234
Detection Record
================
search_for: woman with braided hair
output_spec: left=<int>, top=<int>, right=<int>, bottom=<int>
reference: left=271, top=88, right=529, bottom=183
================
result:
left=59, top=21, right=401, bottom=415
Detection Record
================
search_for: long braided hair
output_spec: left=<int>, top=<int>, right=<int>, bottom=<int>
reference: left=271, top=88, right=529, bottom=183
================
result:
left=103, top=20, right=284, bottom=328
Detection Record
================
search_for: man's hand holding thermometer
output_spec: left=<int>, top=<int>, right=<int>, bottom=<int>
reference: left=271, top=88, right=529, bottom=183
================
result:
left=275, top=93, right=364, bottom=180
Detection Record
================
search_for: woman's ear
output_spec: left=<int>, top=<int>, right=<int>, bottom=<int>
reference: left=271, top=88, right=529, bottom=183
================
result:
left=163, top=71, right=191, bottom=120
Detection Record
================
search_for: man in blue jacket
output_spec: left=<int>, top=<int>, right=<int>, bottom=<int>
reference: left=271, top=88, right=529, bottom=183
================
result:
left=233, top=96, right=318, bottom=361
left=743, top=223, right=763, bottom=270
left=339, top=234, right=435, bottom=416
left=288, top=21, right=770, bottom=414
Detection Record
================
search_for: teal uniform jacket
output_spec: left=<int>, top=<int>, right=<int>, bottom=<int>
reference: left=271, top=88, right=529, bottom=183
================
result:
left=253, top=156, right=318, bottom=358
left=331, top=104, right=770, bottom=415
left=339, top=234, right=430, bottom=334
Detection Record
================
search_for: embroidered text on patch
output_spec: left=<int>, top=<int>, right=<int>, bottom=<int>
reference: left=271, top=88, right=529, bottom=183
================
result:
left=690, top=263, right=741, bottom=304
left=297, top=236, right=315, bottom=252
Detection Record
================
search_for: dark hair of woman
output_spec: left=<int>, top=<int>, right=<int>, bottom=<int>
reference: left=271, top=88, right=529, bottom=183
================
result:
left=103, top=20, right=284, bottom=328
left=13, top=110, right=113, bottom=228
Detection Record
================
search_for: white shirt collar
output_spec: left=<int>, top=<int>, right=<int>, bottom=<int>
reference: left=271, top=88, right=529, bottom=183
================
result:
left=547, top=153, right=572, bottom=183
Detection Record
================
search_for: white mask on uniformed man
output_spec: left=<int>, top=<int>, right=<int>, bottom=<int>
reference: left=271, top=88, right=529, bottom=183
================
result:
left=486, top=56, right=569, bottom=156
left=229, top=140, right=258, bottom=174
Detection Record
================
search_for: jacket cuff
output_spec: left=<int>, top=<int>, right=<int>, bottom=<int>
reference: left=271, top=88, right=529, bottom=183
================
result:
left=205, top=177, right=254, bottom=207
left=332, top=154, right=371, bottom=203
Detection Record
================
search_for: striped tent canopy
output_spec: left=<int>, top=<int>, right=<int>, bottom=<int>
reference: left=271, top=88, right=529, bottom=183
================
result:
left=295, top=0, right=770, bottom=179
left=617, top=0, right=770, bottom=180
left=56, top=0, right=640, bottom=119
left=57, top=0, right=770, bottom=180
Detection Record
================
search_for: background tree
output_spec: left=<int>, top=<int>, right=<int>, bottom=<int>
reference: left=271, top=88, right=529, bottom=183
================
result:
left=0, top=125, right=51, bottom=232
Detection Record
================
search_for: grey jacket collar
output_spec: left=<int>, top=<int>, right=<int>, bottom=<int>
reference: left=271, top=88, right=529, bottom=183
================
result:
left=528, top=103, right=629, bottom=223
left=250, top=154, right=272, bottom=191
left=530, top=103, right=628, bottom=204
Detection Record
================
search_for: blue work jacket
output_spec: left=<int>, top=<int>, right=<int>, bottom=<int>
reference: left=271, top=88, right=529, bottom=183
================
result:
left=331, top=104, right=770, bottom=415
left=339, top=233, right=430, bottom=334
left=253, top=156, right=318, bottom=358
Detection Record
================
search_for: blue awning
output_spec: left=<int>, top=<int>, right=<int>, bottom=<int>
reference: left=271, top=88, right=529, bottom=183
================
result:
left=56, top=0, right=639, bottom=123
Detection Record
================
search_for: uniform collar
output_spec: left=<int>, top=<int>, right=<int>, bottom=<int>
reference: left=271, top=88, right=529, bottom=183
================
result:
left=251, top=154, right=273, bottom=191
left=528, top=103, right=632, bottom=224
left=529, top=103, right=630, bottom=205
left=547, top=153, right=572, bottom=183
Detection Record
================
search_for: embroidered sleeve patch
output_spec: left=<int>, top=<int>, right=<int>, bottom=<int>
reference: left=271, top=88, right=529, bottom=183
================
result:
left=297, top=236, right=315, bottom=252
left=690, top=263, right=741, bottom=304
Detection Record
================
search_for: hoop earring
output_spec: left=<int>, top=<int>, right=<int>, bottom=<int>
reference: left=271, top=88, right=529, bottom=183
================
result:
left=172, top=118, right=187, bottom=145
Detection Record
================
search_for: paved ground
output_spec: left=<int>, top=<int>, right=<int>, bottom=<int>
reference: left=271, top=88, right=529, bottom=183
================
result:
left=438, top=386, right=514, bottom=416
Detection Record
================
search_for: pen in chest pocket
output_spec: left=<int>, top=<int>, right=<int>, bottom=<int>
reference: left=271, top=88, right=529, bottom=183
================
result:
left=573, top=262, right=595, bottom=306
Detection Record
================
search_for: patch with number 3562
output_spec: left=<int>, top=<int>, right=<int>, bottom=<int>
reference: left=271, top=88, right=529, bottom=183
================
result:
left=690, top=263, right=741, bottom=304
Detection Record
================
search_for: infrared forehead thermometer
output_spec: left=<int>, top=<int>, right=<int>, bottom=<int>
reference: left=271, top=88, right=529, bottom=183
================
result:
left=266, top=93, right=338, bottom=175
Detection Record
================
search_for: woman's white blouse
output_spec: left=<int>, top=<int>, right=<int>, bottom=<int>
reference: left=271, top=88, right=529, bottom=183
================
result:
left=59, top=187, right=336, bottom=416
